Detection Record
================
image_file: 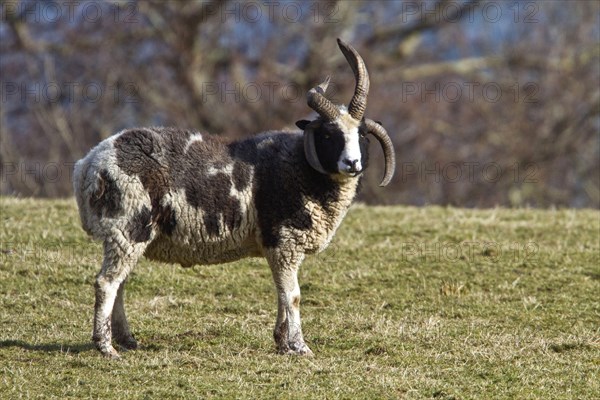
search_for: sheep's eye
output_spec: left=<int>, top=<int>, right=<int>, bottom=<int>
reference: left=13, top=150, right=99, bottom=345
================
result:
left=324, top=134, right=330, bottom=139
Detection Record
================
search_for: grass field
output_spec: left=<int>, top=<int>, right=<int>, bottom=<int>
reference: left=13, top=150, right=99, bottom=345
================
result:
left=0, top=197, right=598, bottom=399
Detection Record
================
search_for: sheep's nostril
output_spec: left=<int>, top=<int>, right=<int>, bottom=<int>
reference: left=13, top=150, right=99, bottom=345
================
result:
left=343, top=159, right=361, bottom=173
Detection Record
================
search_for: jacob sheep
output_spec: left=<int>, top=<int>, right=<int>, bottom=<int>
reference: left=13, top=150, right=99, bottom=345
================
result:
left=73, top=38, right=395, bottom=358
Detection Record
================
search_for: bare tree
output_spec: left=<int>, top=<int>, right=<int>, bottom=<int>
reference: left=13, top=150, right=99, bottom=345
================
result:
left=1, top=0, right=598, bottom=207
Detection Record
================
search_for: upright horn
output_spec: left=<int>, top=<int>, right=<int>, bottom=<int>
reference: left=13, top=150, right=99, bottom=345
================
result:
left=307, top=76, right=340, bottom=121
left=337, top=38, right=370, bottom=121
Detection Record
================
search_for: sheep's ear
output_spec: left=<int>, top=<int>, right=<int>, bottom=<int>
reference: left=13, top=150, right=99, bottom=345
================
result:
left=295, top=120, right=311, bottom=130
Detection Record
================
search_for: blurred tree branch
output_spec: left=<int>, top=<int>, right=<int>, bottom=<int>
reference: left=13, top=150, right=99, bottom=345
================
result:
left=366, top=0, right=481, bottom=58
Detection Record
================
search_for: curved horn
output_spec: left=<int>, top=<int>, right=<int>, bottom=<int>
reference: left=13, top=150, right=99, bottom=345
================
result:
left=307, top=76, right=340, bottom=121
left=337, top=38, right=370, bottom=121
left=304, top=128, right=327, bottom=174
left=365, top=119, right=395, bottom=186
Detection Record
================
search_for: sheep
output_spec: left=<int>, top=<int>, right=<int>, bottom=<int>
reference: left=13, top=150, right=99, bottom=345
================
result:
left=73, top=38, right=395, bottom=359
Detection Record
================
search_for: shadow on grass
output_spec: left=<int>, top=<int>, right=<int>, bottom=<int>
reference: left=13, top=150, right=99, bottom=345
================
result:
left=0, top=340, right=94, bottom=354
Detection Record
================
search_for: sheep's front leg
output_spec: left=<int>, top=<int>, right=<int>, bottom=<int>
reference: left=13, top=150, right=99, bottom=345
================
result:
left=268, top=252, right=313, bottom=356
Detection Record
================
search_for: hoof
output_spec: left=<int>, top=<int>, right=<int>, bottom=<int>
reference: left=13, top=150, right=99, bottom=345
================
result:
left=280, top=342, right=314, bottom=356
left=115, top=336, right=138, bottom=351
left=95, top=341, right=121, bottom=360
left=101, top=346, right=121, bottom=360
left=293, top=344, right=314, bottom=357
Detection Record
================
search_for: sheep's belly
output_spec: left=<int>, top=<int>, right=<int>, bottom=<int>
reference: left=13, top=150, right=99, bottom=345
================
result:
left=143, top=234, right=262, bottom=267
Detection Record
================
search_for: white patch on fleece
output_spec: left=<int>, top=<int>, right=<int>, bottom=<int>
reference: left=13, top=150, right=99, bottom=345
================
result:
left=184, top=133, right=203, bottom=153
left=207, top=163, right=233, bottom=176
left=257, top=137, right=275, bottom=150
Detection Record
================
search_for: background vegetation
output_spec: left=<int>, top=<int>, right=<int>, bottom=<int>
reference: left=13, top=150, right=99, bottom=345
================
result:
left=1, top=0, right=599, bottom=207
left=1, top=198, right=599, bottom=398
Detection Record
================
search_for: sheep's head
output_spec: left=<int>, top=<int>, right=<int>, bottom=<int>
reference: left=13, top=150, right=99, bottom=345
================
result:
left=296, top=38, right=395, bottom=186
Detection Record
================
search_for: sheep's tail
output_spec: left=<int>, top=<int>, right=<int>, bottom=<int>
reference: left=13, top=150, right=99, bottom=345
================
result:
left=72, top=157, right=95, bottom=237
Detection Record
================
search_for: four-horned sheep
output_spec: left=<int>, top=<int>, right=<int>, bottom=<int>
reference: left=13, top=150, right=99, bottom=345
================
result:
left=73, top=38, right=395, bottom=358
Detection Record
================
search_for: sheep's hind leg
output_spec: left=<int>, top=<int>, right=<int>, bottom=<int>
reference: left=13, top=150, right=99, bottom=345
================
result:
left=111, top=279, right=137, bottom=350
left=268, top=251, right=313, bottom=356
left=94, top=237, right=146, bottom=359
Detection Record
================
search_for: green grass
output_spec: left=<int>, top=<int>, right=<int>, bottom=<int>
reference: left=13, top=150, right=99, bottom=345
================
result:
left=1, top=197, right=598, bottom=399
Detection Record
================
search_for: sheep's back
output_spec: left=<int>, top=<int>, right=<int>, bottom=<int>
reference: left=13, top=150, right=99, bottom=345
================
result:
left=73, top=128, right=259, bottom=262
